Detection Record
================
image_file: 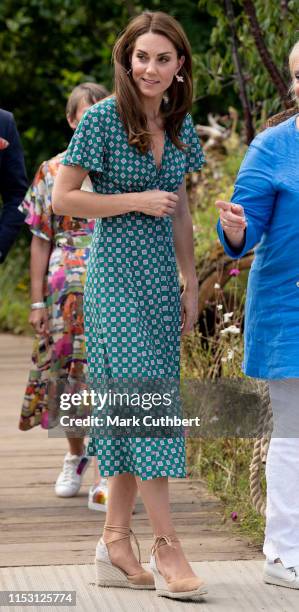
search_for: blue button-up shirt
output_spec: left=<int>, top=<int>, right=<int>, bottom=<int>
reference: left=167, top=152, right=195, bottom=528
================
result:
left=217, top=114, right=299, bottom=379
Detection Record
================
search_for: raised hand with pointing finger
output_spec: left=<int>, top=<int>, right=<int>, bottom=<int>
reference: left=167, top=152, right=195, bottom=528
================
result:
left=215, top=199, right=247, bottom=249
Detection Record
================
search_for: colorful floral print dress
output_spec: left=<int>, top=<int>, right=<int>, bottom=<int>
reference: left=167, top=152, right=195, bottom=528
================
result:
left=62, top=96, right=205, bottom=480
left=19, top=153, right=94, bottom=430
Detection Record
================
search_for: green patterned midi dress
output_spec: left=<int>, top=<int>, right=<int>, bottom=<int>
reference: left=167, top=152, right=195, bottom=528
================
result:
left=62, top=96, right=204, bottom=480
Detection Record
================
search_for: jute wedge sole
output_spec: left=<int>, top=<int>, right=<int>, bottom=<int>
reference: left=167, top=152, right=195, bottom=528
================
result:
left=95, top=524, right=155, bottom=590
left=155, top=586, right=208, bottom=601
left=95, top=557, right=155, bottom=589
left=150, top=535, right=208, bottom=602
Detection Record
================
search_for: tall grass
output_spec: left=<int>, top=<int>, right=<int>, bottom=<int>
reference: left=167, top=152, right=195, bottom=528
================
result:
left=183, top=142, right=265, bottom=546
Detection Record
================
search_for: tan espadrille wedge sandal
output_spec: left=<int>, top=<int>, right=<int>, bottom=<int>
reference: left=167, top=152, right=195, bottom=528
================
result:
left=150, top=534, right=208, bottom=601
left=95, top=524, right=155, bottom=589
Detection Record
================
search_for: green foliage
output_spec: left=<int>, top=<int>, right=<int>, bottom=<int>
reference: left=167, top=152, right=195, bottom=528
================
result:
left=0, top=0, right=127, bottom=174
left=0, top=230, right=32, bottom=334
left=191, top=146, right=246, bottom=263
left=196, top=0, right=298, bottom=130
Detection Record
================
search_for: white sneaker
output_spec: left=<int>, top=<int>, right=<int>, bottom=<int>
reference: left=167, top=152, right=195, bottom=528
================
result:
left=55, top=451, right=91, bottom=497
left=88, top=479, right=108, bottom=511
left=263, top=560, right=299, bottom=589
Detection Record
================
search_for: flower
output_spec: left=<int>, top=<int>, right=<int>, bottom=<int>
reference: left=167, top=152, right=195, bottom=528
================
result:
left=223, top=312, right=234, bottom=323
left=220, top=325, right=240, bottom=335
left=231, top=511, right=238, bottom=521
left=229, top=268, right=240, bottom=277
left=216, top=304, right=223, bottom=311
left=221, top=349, right=234, bottom=363
left=214, top=282, right=221, bottom=289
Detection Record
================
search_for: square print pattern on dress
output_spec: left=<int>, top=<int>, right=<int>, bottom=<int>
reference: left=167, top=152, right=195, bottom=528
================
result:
left=62, top=96, right=205, bottom=480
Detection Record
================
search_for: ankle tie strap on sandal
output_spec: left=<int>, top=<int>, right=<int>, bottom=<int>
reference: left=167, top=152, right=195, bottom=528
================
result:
left=150, top=535, right=208, bottom=600
left=103, top=524, right=141, bottom=564
left=151, top=534, right=179, bottom=556
left=96, top=524, right=155, bottom=590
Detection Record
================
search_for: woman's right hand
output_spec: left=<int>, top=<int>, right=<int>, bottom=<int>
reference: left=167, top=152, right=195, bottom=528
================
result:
left=29, top=308, right=49, bottom=336
left=215, top=199, right=247, bottom=247
left=136, top=190, right=179, bottom=217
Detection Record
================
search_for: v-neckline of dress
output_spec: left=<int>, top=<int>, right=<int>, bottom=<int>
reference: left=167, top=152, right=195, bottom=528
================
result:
left=149, top=131, right=168, bottom=173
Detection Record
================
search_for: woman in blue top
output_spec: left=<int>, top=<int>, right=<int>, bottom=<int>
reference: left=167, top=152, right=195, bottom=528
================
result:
left=216, top=41, right=299, bottom=589
left=53, top=11, right=207, bottom=602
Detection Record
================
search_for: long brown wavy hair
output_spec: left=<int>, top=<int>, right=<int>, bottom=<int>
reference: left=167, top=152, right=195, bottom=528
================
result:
left=112, top=11, right=193, bottom=154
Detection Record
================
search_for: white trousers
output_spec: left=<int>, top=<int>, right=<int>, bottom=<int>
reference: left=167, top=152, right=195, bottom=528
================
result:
left=263, top=379, right=299, bottom=567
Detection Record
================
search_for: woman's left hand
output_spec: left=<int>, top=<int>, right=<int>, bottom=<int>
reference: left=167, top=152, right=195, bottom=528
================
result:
left=180, top=285, right=198, bottom=336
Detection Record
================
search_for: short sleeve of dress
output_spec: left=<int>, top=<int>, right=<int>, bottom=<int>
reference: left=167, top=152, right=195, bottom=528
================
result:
left=62, top=105, right=105, bottom=173
left=182, top=113, right=205, bottom=173
left=18, top=161, right=53, bottom=241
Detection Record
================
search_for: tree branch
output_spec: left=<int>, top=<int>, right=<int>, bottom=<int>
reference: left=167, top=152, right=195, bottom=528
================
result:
left=225, top=0, right=255, bottom=143
left=243, top=0, right=292, bottom=108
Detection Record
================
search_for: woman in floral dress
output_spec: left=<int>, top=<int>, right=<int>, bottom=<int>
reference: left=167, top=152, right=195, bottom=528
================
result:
left=19, top=82, right=110, bottom=507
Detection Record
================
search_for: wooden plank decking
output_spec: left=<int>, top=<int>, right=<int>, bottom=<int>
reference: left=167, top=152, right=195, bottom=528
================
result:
left=2, top=561, right=299, bottom=612
left=0, top=334, right=262, bottom=568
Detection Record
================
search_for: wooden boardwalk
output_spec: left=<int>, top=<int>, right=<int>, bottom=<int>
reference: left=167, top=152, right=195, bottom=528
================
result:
left=2, top=561, right=299, bottom=612
left=0, top=333, right=262, bottom=568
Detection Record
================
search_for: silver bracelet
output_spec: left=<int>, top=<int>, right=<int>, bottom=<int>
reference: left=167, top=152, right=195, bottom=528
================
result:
left=31, top=302, right=46, bottom=310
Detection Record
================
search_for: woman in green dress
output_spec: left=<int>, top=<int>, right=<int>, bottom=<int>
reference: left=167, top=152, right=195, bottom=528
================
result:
left=53, top=11, right=207, bottom=602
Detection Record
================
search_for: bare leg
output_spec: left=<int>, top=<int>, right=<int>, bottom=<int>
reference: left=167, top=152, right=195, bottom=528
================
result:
left=101, top=473, right=141, bottom=575
left=93, top=457, right=102, bottom=485
left=136, top=476, right=196, bottom=581
left=66, top=435, right=85, bottom=456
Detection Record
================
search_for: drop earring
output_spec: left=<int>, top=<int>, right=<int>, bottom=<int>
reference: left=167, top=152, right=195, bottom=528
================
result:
left=175, top=73, right=184, bottom=83
left=126, top=67, right=132, bottom=76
